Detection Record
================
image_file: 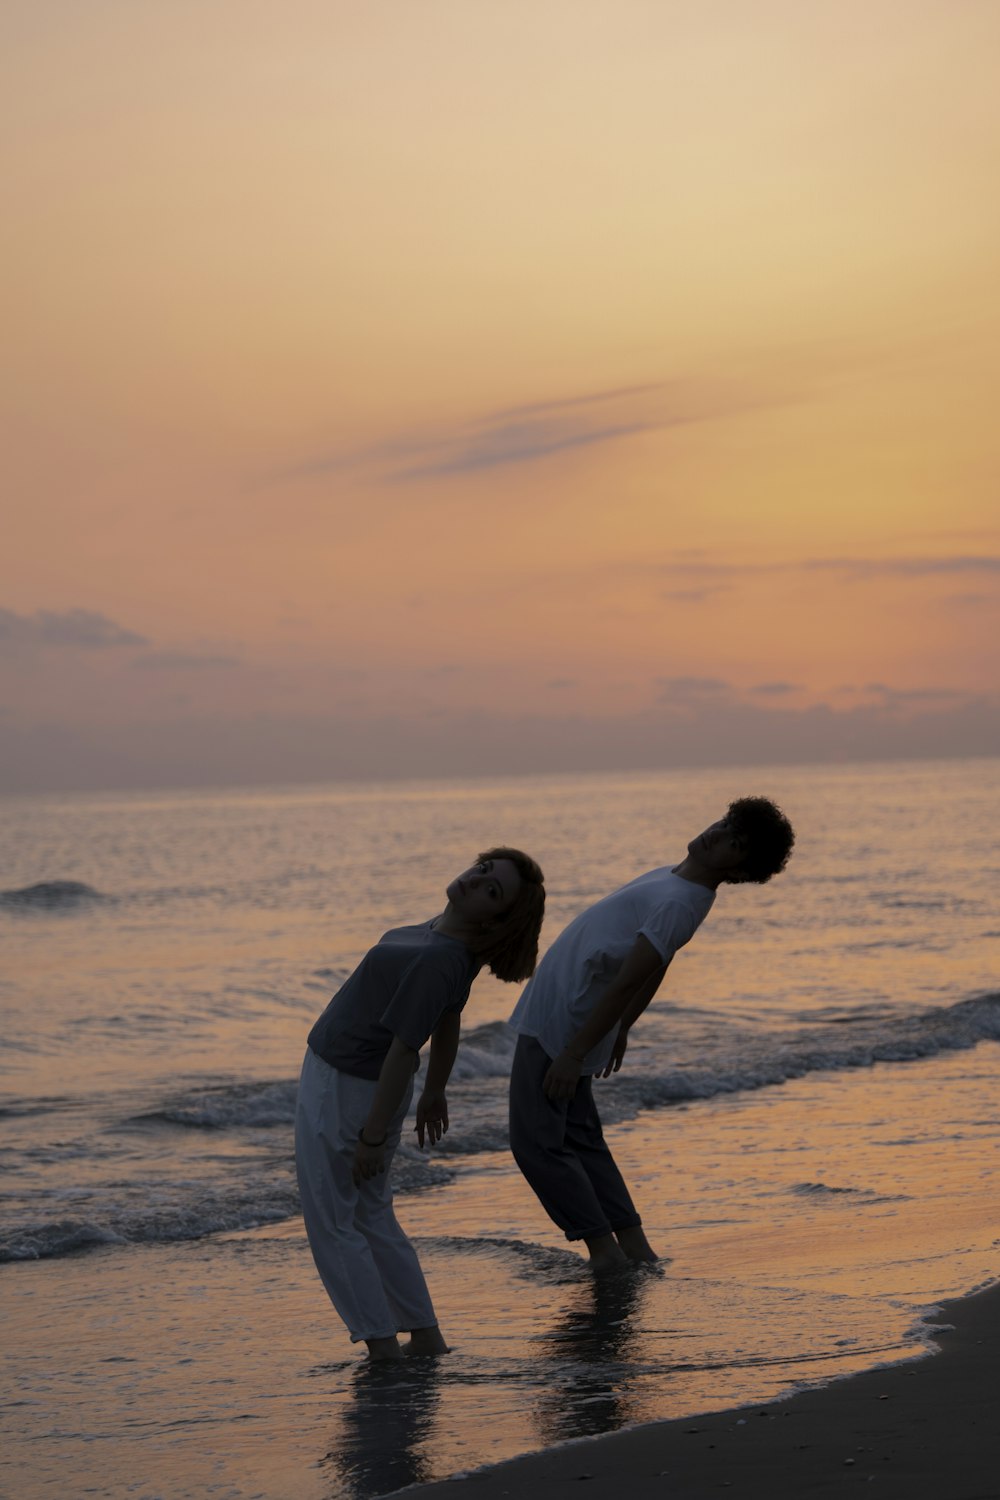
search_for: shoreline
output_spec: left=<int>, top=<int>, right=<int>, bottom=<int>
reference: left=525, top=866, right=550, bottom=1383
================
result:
left=405, top=1278, right=1000, bottom=1499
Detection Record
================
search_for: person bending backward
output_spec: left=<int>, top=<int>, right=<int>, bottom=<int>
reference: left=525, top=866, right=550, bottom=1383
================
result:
left=508, top=798, right=794, bottom=1272
left=296, top=847, right=545, bottom=1360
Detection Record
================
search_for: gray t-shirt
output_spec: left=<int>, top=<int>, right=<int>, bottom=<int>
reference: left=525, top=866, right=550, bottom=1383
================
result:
left=308, top=921, right=480, bottom=1081
left=509, top=867, right=715, bottom=1074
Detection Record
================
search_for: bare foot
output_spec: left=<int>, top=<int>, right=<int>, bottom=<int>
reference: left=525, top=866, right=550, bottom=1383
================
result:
left=404, top=1325, right=450, bottom=1357
left=584, top=1233, right=630, bottom=1274
left=365, top=1336, right=404, bottom=1361
left=615, top=1225, right=659, bottom=1263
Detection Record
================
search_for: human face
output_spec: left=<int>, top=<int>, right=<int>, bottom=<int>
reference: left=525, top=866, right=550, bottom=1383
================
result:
left=687, top=815, right=748, bottom=876
left=446, top=856, right=522, bottom=924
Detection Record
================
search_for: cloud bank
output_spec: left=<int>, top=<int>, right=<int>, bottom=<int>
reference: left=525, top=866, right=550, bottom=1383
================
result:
left=0, top=608, right=146, bottom=649
left=2, top=690, right=997, bottom=795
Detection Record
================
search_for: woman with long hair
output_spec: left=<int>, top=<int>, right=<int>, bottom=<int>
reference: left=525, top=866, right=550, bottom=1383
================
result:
left=295, top=846, right=545, bottom=1360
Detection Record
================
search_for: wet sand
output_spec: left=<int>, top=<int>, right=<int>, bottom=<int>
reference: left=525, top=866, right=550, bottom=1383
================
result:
left=7, top=1053, right=1000, bottom=1499
left=408, top=1279, right=1000, bottom=1499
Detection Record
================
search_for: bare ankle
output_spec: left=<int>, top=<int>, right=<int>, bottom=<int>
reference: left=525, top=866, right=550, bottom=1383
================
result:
left=365, top=1335, right=403, bottom=1361
left=405, top=1325, right=450, bottom=1356
left=584, top=1233, right=629, bottom=1271
left=615, top=1225, right=659, bottom=1262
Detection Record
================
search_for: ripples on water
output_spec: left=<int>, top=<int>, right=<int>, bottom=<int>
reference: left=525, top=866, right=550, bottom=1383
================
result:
left=2, top=758, right=999, bottom=1263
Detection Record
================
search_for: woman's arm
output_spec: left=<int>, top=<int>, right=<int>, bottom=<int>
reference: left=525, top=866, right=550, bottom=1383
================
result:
left=415, top=1009, right=461, bottom=1147
left=353, top=1034, right=419, bottom=1185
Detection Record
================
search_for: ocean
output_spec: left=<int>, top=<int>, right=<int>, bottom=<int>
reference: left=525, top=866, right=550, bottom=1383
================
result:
left=2, top=758, right=999, bottom=1498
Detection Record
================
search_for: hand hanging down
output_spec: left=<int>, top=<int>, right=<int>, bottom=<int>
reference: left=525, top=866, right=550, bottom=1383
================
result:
left=597, top=1026, right=629, bottom=1079
left=352, top=1131, right=387, bottom=1186
left=415, top=1088, right=449, bottom=1147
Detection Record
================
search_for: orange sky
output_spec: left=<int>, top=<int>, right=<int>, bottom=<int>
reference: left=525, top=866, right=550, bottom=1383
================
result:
left=3, top=1, right=999, bottom=791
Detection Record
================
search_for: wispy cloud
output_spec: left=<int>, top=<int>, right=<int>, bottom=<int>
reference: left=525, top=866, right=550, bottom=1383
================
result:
left=656, top=676, right=733, bottom=700
left=0, top=607, right=146, bottom=649
left=130, top=651, right=241, bottom=672
left=395, top=418, right=649, bottom=480
left=804, top=556, right=1000, bottom=579
left=651, top=555, right=1000, bottom=583
left=863, top=684, right=970, bottom=704
left=660, top=586, right=732, bottom=604
left=654, top=676, right=976, bottom=712
left=266, top=337, right=929, bottom=490
left=272, top=376, right=791, bottom=486
left=393, top=375, right=791, bottom=480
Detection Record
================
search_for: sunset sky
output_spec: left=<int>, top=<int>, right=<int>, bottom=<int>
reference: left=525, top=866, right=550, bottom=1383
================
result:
left=3, top=0, right=999, bottom=792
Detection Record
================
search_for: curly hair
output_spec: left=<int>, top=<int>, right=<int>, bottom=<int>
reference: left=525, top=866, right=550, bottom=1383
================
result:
left=724, top=796, right=795, bottom=884
left=474, top=846, right=546, bottom=983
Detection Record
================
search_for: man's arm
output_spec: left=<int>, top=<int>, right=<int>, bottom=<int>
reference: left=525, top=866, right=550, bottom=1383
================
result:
left=618, top=958, right=668, bottom=1028
left=543, top=934, right=665, bottom=1100
left=415, top=1009, right=461, bottom=1147
left=596, top=958, right=669, bottom=1078
left=353, top=1034, right=419, bottom=1184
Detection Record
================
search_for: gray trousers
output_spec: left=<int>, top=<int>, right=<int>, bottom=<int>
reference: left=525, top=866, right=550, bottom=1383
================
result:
left=294, top=1047, right=437, bottom=1342
left=508, top=1033, right=641, bottom=1241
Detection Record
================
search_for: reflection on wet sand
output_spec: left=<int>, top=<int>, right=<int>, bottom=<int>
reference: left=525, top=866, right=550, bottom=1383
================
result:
left=322, top=1359, right=444, bottom=1498
left=531, top=1268, right=655, bottom=1446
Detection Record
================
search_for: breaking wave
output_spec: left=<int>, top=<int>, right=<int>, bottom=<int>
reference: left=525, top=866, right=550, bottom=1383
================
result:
left=0, top=879, right=108, bottom=911
left=5, top=994, right=999, bottom=1262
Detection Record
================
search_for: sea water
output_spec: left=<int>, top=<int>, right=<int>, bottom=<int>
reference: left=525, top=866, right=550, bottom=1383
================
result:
left=2, top=759, right=999, bottom=1497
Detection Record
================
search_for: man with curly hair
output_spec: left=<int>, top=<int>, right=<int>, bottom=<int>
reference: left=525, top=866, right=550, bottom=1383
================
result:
left=508, top=797, right=794, bottom=1271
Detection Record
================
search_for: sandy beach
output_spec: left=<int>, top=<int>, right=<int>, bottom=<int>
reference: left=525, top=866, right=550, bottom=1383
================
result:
left=409, top=1278, right=1000, bottom=1500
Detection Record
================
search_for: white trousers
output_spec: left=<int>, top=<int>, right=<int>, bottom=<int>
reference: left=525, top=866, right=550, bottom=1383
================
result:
left=294, top=1047, right=437, bottom=1342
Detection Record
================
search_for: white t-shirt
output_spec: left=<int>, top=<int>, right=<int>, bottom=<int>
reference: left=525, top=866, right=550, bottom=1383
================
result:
left=509, top=867, right=715, bottom=1075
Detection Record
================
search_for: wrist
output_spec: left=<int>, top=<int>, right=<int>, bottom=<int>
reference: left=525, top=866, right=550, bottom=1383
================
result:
left=562, top=1047, right=586, bottom=1064
left=358, top=1125, right=387, bottom=1148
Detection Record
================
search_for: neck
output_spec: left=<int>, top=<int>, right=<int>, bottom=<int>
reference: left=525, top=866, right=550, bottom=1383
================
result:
left=671, top=856, right=725, bottom=891
left=431, top=903, right=480, bottom=946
